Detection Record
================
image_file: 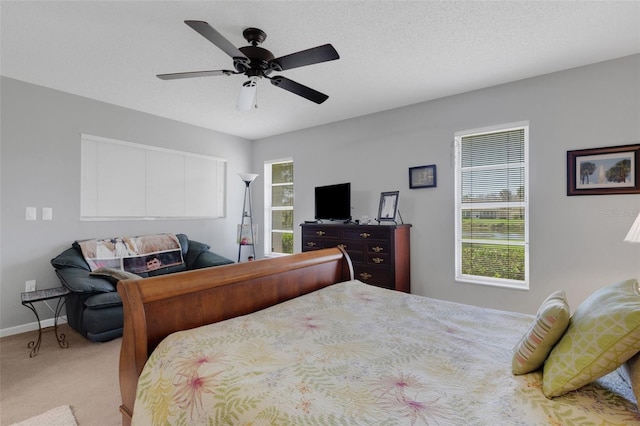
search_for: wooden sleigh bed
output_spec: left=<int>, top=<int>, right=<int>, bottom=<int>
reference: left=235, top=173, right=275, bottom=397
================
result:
left=118, top=247, right=640, bottom=425
left=117, top=247, right=355, bottom=425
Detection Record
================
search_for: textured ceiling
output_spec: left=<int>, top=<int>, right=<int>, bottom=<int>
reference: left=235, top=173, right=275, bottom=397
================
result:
left=2, top=1, right=639, bottom=140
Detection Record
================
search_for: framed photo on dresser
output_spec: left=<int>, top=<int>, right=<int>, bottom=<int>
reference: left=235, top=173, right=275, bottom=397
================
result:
left=377, top=191, right=399, bottom=222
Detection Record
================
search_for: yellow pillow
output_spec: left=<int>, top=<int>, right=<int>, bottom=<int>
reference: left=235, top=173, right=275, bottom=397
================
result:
left=512, top=290, right=570, bottom=375
left=543, top=278, right=640, bottom=397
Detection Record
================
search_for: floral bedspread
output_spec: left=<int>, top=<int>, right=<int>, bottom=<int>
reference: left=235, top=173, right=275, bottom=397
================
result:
left=132, top=280, right=639, bottom=425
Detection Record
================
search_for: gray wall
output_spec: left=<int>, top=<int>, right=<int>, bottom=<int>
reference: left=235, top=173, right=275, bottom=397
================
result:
left=2, top=55, right=639, bottom=334
left=252, top=54, right=640, bottom=315
left=0, top=77, right=252, bottom=334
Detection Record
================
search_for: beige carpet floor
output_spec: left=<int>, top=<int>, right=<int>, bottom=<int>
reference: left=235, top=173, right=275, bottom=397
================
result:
left=0, top=325, right=121, bottom=426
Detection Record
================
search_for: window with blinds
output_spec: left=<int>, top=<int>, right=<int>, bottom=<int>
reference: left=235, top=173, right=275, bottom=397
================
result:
left=454, top=123, right=529, bottom=289
left=264, top=159, right=294, bottom=256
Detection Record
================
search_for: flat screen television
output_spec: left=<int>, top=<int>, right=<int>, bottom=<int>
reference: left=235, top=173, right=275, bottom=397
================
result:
left=314, top=182, right=351, bottom=221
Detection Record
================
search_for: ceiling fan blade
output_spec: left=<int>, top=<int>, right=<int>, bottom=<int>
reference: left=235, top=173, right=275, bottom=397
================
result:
left=156, top=70, right=236, bottom=80
left=271, top=44, right=339, bottom=71
left=184, top=20, right=248, bottom=60
left=269, top=76, right=329, bottom=104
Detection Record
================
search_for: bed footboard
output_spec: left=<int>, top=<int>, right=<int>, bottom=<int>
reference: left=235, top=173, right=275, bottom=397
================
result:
left=117, top=247, right=353, bottom=425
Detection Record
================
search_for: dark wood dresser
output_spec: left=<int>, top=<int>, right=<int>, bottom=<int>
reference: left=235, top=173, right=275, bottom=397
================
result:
left=301, top=223, right=411, bottom=292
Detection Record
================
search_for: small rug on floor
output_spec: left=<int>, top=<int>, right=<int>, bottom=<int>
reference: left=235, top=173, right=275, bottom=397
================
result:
left=10, top=405, right=77, bottom=426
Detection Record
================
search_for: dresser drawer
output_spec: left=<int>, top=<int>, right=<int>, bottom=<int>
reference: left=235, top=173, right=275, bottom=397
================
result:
left=355, top=266, right=393, bottom=290
left=367, top=253, right=389, bottom=266
left=302, top=239, right=321, bottom=250
left=365, top=242, right=390, bottom=255
left=344, top=248, right=364, bottom=264
left=343, top=229, right=390, bottom=241
left=302, top=227, right=341, bottom=239
left=303, top=239, right=347, bottom=250
left=334, top=240, right=364, bottom=254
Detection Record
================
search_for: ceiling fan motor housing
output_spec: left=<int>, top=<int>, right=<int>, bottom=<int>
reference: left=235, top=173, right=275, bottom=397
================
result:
left=234, top=28, right=279, bottom=77
left=235, top=45, right=276, bottom=76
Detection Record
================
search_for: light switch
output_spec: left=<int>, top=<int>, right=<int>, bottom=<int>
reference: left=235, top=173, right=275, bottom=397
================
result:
left=42, top=207, right=53, bottom=221
left=25, top=207, right=37, bottom=221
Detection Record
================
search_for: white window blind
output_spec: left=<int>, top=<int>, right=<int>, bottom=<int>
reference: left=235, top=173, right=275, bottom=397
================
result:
left=81, top=134, right=226, bottom=220
left=455, top=123, right=529, bottom=289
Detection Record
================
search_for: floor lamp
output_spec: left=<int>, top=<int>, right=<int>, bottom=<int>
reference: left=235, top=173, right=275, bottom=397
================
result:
left=238, top=173, right=258, bottom=262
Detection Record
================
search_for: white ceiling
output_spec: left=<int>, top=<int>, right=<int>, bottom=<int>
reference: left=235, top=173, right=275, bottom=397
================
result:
left=2, top=1, right=639, bottom=140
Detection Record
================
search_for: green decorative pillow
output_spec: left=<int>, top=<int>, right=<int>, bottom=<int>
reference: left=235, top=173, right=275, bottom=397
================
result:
left=512, top=290, right=570, bottom=375
left=543, top=278, right=640, bottom=397
left=90, top=267, right=141, bottom=284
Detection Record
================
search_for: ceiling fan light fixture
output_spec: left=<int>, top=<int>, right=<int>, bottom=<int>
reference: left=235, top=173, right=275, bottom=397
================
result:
left=237, top=76, right=258, bottom=111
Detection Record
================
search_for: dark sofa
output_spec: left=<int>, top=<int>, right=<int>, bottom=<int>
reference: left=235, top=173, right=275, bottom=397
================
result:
left=50, top=233, right=234, bottom=342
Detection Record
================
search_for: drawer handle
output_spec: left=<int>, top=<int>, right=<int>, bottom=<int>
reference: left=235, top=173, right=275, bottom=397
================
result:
left=372, top=257, right=384, bottom=264
left=316, top=231, right=325, bottom=236
left=360, top=232, right=371, bottom=239
left=372, top=246, right=384, bottom=253
left=338, top=244, right=347, bottom=249
left=359, top=272, right=372, bottom=280
left=306, top=242, right=316, bottom=247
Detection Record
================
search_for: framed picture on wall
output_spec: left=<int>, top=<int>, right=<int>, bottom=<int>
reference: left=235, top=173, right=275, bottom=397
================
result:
left=409, top=164, right=437, bottom=189
left=567, top=144, right=640, bottom=195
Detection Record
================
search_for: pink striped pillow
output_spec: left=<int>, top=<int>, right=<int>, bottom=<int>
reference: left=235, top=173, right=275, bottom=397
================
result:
left=512, top=290, right=570, bottom=375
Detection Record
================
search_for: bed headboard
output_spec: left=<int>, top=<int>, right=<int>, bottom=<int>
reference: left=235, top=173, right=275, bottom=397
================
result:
left=117, top=246, right=354, bottom=425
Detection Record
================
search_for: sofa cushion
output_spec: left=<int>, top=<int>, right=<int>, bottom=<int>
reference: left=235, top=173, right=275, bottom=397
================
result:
left=90, top=267, right=141, bottom=284
left=184, top=239, right=210, bottom=267
left=191, top=250, right=235, bottom=270
left=84, top=292, right=122, bottom=309
left=176, top=234, right=190, bottom=256
left=51, top=247, right=90, bottom=271
left=148, top=263, right=187, bottom=276
left=56, top=268, right=115, bottom=293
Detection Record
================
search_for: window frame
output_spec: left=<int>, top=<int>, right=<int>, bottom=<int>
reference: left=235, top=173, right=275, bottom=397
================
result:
left=263, top=158, right=294, bottom=257
left=454, top=122, right=530, bottom=290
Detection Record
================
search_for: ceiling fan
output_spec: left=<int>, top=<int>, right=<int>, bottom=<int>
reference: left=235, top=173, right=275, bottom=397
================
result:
left=157, top=20, right=340, bottom=110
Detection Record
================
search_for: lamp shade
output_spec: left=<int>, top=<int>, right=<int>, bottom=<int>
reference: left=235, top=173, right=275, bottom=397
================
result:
left=238, top=173, right=259, bottom=184
left=237, top=78, right=258, bottom=111
left=624, top=212, right=640, bottom=243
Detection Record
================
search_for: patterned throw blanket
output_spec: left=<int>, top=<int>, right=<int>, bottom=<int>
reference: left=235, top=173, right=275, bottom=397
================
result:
left=75, top=233, right=183, bottom=274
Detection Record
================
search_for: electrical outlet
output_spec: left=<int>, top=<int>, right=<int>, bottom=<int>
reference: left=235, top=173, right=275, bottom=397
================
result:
left=25, top=280, right=36, bottom=292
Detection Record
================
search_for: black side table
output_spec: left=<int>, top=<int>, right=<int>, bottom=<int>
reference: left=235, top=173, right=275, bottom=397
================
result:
left=20, top=287, right=70, bottom=357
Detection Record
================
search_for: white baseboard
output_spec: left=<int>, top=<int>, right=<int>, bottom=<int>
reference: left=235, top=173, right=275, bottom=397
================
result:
left=0, top=316, right=68, bottom=338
